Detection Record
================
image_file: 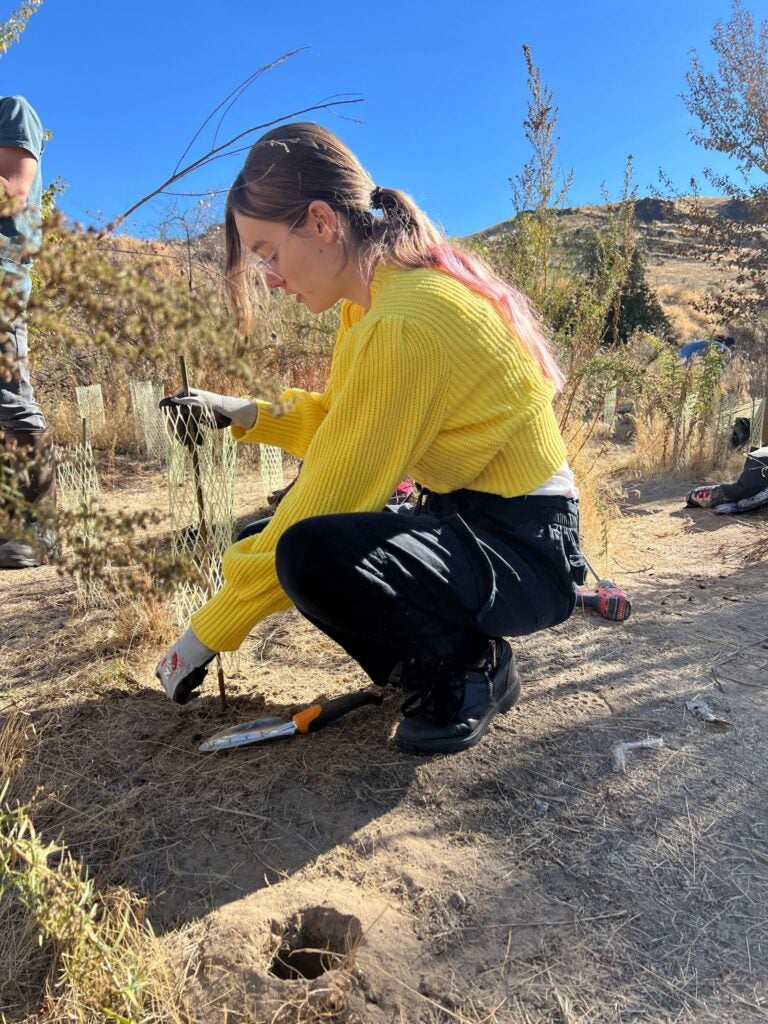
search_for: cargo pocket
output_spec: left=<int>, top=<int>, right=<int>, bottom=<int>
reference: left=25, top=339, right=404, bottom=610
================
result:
left=561, top=523, right=587, bottom=587
left=442, top=512, right=499, bottom=622
left=543, top=522, right=586, bottom=624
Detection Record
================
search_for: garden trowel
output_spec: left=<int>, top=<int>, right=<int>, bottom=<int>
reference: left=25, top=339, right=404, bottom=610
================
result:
left=199, top=688, right=384, bottom=752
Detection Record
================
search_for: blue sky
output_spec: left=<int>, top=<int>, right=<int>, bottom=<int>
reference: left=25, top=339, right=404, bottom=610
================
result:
left=3, top=0, right=742, bottom=238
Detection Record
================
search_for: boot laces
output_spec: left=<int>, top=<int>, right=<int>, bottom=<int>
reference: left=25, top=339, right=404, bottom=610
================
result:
left=400, top=643, right=498, bottom=724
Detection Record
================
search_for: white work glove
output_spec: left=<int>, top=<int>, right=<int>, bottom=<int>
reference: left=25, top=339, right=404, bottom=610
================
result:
left=155, top=626, right=218, bottom=704
left=159, top=388, right=257, bottom=447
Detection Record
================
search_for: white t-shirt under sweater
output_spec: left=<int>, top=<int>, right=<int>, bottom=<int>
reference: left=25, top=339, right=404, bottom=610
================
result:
left=528, top=460, right=579, bottom=499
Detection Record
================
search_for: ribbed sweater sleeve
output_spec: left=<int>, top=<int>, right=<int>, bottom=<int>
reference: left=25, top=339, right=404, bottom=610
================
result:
left=231, top=387, right=328, bottom=459
left=191, top=315, right=449, bottom=651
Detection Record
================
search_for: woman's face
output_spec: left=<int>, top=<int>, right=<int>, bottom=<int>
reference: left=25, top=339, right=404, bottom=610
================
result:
left=234, top=203, right=350, bottom=314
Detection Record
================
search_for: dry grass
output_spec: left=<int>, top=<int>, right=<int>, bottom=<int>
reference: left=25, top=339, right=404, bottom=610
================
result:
left=655, top=283, right=718, bottom=341
left=617, top=349, right=760, bottom=480
left=0, top=716, right=193, bottom=1023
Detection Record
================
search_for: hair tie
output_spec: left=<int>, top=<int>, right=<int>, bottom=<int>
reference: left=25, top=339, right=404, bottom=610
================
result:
left=370, top=186, right=385, bottom=210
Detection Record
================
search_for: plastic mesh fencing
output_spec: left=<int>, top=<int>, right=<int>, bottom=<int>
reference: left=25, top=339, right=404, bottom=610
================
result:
left=129, top=380, right=167, bottom=461
left=75, top=384, right=106, bottom=432
left=162, top=404, right=239, bottom=673
left=54, top=440, right=105, bottom=608
left=602, top=385, right=618, bottom=428
left=715, top=393, right=767, bottom=458
left=55, top=441, right=101, bottom=503
left=259, top=443, right=284, bottom=493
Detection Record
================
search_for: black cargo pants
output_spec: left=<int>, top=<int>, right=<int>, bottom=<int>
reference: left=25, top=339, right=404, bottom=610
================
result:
left=273, top=489, right=586, bottom=686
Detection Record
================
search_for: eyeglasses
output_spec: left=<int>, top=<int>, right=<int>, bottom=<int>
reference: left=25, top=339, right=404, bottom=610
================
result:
left=251, top=210, right=306, bottom=282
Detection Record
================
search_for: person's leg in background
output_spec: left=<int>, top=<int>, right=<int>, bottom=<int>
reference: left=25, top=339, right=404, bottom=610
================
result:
left=718, top=446, right=768, bottom=502
left=686, top=446, right=768, bottom=510
left=0, top=317, right=56, bottom=568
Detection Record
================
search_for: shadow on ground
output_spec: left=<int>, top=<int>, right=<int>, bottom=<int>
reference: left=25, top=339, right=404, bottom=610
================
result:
left=2, top=485, right=768, bottom=1020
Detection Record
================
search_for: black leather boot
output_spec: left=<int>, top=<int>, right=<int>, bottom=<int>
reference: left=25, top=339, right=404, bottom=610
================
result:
left=394, top=638, right=521, bottom=755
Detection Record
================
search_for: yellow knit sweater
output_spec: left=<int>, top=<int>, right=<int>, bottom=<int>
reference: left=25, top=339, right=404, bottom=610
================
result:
left=191, top=263, right=567, bottom=651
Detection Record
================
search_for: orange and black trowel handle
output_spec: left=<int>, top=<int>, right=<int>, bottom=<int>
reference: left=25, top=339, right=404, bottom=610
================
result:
left=291, top=689, right=384, bottom=734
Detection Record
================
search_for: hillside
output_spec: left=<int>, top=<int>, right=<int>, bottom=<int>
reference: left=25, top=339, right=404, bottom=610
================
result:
left=473, top=196, right=765, bottom=339
left=155, top=195, right=763, bottom=344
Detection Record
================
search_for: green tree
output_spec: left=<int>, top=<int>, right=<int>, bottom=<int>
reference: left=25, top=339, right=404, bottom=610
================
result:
left=617, top=250, right=672, bottom=342
left=684, top=0, right=768, bottom=177
left=579, top=238, right=672, bottom=342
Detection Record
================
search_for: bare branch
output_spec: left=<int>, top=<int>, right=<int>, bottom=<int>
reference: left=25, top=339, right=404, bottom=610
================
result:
left=172, top=48, right=307, bottom=176
left=104, top=96, right=363, bottom=236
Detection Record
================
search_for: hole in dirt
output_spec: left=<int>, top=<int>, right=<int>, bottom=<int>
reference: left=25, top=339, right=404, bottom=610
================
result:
left=269, top=905, right=363, bottom=981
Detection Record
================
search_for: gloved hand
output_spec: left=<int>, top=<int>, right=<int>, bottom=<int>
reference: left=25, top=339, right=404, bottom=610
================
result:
left=685, top=484, right=727, bottom=509
left=159, top=388, right=257, bottom=447
left=155, top=626, right=218, bottom=704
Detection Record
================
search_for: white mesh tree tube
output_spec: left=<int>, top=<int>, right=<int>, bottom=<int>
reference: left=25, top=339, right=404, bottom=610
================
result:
left=165, top=417, right=237, bottom=613
left=602, top=385, right=618, bottom=428
left=259, top=443, right=284, bottom=493
left=162, top=364, right=239, bottom=701
left=129, top=380, right=167, bottom=461
left=75, top=384, right=106, bottom=432
left=54, top=420, right=104, bottom=608
left=750, top=397, right=765, bottom=448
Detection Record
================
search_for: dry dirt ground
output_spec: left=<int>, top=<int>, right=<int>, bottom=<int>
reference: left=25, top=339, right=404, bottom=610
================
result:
left=1, top=459, right=767, bottom=1023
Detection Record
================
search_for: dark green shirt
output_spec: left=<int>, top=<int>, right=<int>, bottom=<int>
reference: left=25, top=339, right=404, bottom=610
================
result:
left=0, top=95, right=45, bottom=299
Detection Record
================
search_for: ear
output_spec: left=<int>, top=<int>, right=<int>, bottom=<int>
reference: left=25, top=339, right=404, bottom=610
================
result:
left=306, top=200, right=338, bottom=244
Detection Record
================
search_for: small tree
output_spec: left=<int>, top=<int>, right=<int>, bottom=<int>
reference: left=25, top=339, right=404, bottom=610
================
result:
left=505, top=44, right=573, bottom=314
left=553, top=161, right=641, bottom=431
left=579, top=240, right=672, bottom=343
left=616, top=250, right=673, bottom=342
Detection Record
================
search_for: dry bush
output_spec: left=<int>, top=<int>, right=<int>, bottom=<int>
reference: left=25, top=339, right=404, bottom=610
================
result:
left=0, top=754, right=187, bottom=1022
left=0, top=705, right=208, bottom=1023
left=627, top=346, right=756, bottom=477
left=27, top=222, right=335, bottom=456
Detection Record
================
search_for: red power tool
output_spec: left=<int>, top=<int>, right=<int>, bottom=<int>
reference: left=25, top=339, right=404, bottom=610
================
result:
left=576, top=555, right=633, bottom=622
